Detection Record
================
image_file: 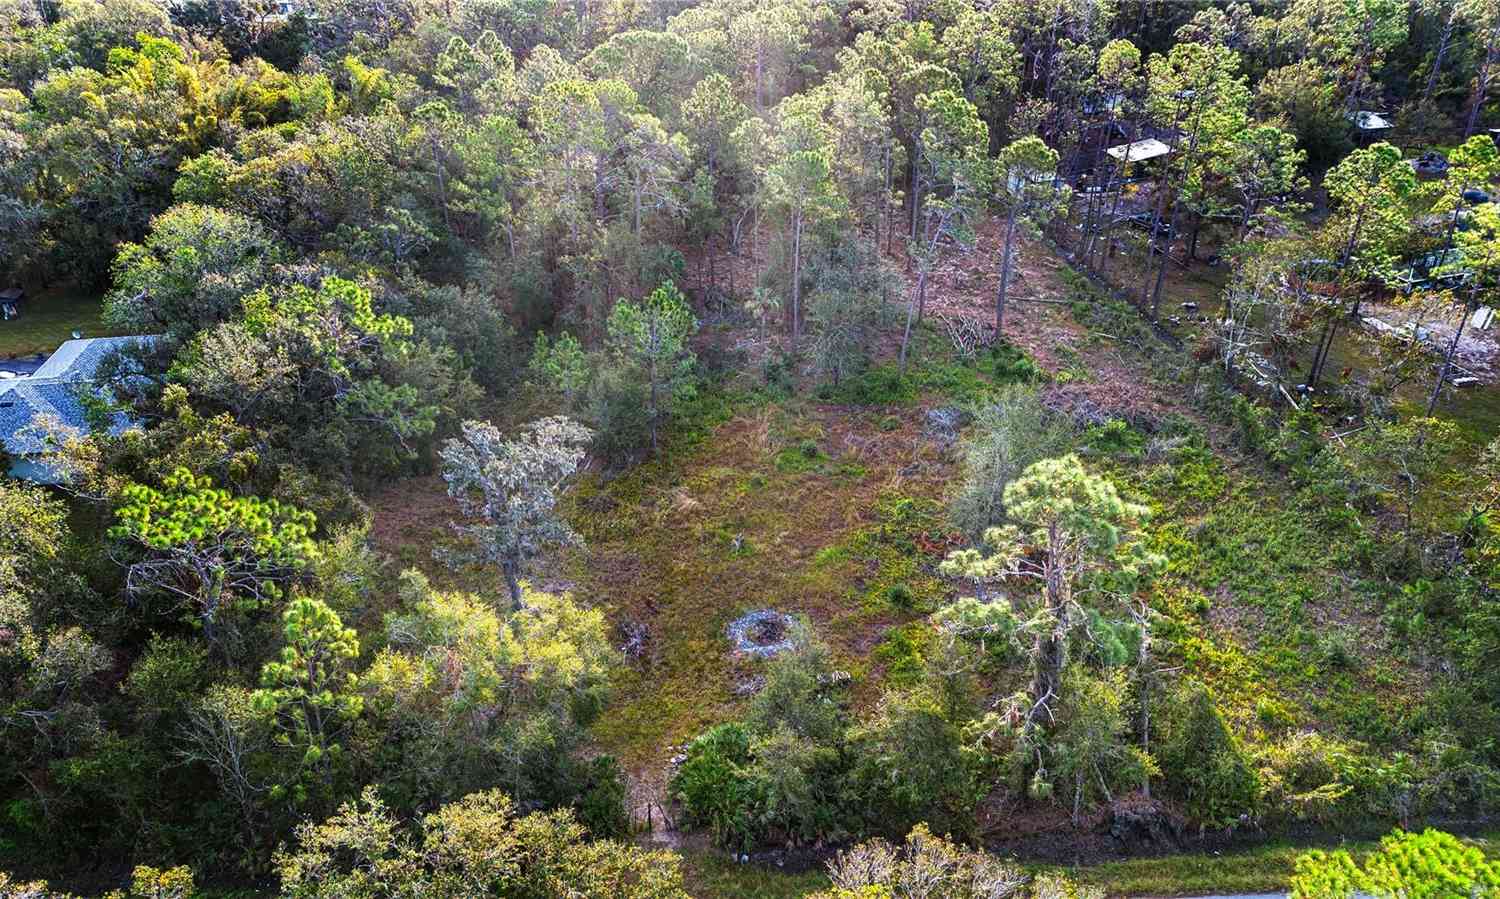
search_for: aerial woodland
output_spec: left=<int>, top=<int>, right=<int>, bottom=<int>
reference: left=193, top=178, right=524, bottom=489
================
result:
left=1, top=0, right=1500, bottom=896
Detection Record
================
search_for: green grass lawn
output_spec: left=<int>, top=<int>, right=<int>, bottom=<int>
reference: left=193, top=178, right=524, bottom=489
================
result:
left=684, top=830, right=1500, bottom=898
left=0, top=288, right=108, bottom=358
left=681, top=850, right=831, bottom=899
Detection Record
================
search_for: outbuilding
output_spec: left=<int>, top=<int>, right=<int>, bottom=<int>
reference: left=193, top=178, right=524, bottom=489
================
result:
left=0, top=288, right=22, bottom=320
left=1105, top=138, right=1173, bottom=164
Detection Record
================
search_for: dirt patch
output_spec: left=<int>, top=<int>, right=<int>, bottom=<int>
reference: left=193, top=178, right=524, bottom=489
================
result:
left=365, top=475, right=459, bottom=573
left=1206, top=582, right=1268, bottom=650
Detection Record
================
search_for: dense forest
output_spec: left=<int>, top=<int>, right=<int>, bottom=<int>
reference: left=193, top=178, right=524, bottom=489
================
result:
left=2, top=0, right=1500, bottom=896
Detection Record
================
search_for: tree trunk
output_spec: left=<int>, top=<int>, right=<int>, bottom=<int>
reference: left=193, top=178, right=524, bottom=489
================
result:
left=755, top=48, right=765, bottom=113
left=1029, top=522, right=1067, bottom=725
left=431, top=139, right=451, bottom=231
left=649, top=362, right=660, bottom=452
left=1148, top=225, right=1172, bottom=320
left=1097, top=167, right=1126, bottom=274
left=899, top=268, right=926, bottom=373
left=752, top=204, right=761, bottom=284
left=502, top=559, right=522, bottom=611
left=1306, top=203, right=1371, bottom=386
left=707, top=235, right=716, bottom=305
left=200, top=569, right=223, bottom=648
left=997, top=209, right=1019, bottom=332
left=1311, top=315, right=1341, bottom=386
left=1138, top=673, right=1153, bottom=799
left=1423, top=5, right=1459, bottom=104
left=881, top=143, right=893, bottom=257
left=1428, top=297, right=1472, bottom=414
left=915, top=254, right=930, bottom=325
left=594, top=161, right=608, bottom=222
left=909, top=140, right=922, bottom=243
left=1141, top=176, right=1172, bottom=310
left=1082, top=109, right=1121, bottom=264
left=1465, top=30, right=1498, bottom=138
left=790, top=212, right=803, bottom=343
left=1236, top=197, right=1255, bottom=245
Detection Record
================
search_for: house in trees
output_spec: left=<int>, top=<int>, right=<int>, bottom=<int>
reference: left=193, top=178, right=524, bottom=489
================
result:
left=1349, top=110, right=1394, bottom=142
left=0, top=336, right=153, bottom=483
left=1106, top=137, right=1173, bottom=164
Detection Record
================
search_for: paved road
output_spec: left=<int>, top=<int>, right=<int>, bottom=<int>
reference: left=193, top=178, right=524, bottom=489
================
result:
left=0, top=355, right=46, bottom=376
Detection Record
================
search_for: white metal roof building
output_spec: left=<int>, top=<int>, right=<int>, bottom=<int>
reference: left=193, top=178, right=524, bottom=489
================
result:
left=1105, top=138, right=1173, bottom=163
left=1350, top=110, right=1394, bottom=131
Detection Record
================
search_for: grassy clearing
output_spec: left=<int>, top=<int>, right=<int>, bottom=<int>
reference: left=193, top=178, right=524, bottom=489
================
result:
left=683, top=830, right=1500, bottom=898
left=570, top=381, right=963, bottom=769
left=355, top=219, right=1500, bottom=897
left=1063, top=829, right=1500, bottom=897
left=680, top=851, right=831, bottom=899
left=0, top=288, right=108, bottom=358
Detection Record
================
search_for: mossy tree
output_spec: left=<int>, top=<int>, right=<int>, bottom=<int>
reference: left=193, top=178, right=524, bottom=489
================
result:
left=942, top=454, right=1162, bottom=797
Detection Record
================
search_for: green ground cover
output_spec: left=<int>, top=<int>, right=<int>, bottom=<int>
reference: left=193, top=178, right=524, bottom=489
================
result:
left=0, top=288, right=108, bottom=359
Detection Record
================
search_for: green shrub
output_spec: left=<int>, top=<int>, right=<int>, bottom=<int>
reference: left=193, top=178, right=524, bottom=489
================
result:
left=1291, top=828, right=1500, bottom=899
left=583, top=366, right=651, bottom=462
left=885, top=583, right=915, bottom=609
left=749, top=725, right=844, bottom=846
left=837, top=365, right=917, bottom=405
left=1082, top=608, right=1140, bottom=667
left=671, top=723, right=765, bottom=850
left=1159, top=684, right=1261, bottom=824
left=1317, top=632, right=1359, bottom=671
left=873, top=624, right=930, bottom=687
left=1255, top=697, right=1296, bottom=731
left=1231, top=394, right=1271, bottom=454
left=773, top=439, right=825, bottom=473
left=123, top=635, right=209, bottom=726
left=1083, top=419, right=1146, bottom=458
left=763, top=352, right=795, bottom=395
left=748, top=630, right=844, bottom=744
left=1269, top=407, right=1325, bottom=471
left=845, top=690, right=980, bottom=839
left=948, top=384, right=1074, bottom=539
left=575, top=755, right=630, bottom=839
left=983, top=341, right=1044, bottom=383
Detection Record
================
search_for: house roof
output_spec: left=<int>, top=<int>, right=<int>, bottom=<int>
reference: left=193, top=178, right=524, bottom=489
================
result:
left=0, top=379, right=129, bottom=456
left=32, top=336, right=152, bottom=379
left=1, top=336, right=153, bottom=477
left=1105, top=138, right=1172, bottom=162
left=1351, top=110, right=1393, bottom=130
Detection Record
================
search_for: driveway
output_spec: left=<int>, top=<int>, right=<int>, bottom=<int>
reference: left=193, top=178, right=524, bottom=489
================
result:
left=0, top=354, right=47, bottom=377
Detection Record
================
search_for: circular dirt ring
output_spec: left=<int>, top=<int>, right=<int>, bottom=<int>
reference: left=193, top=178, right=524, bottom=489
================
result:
left=726, top=609, right=797, bottom=657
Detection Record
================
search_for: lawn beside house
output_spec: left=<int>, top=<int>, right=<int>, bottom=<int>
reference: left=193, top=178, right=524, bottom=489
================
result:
left=0, top=288, right=108, bottom=359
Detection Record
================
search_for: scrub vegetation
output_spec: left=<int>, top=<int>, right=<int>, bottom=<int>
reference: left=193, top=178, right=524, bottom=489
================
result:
left=2, top=0, right=1500, bottom=897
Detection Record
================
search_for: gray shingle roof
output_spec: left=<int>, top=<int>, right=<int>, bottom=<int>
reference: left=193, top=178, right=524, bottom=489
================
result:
left=32, top=336, right=154, bottom=379
left=1, top=336, right=153, bottom=465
